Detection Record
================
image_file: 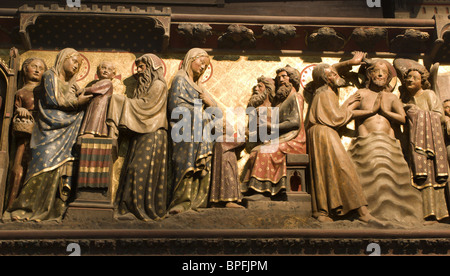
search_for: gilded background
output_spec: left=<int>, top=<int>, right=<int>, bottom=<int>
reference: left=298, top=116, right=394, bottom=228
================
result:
left=17, top=50, right=444, bottom=201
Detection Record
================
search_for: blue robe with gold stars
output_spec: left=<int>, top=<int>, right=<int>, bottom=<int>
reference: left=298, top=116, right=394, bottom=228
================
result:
left=26, top=69, right=84, bottom=181
left=167, top=70, right=216, bottom=213
left=4, top=69, right=84, bottom=222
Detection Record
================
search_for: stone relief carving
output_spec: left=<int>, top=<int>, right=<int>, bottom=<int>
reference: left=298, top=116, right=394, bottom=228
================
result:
left=1, top=47, right=450, bottom=232
left=307, top=27, right=346, bottom=52
left=350, top=27, right=387, bottom=52
left=218, top=24, right=256, bottom=49
left=390, top=29, right=430, bottom=53
left=177, top=23, right=213, bottom=47
left=262, top=25, right=296, bottom=48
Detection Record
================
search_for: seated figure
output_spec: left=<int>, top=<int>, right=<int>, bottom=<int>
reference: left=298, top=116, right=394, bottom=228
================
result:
left=241, top=65, right=307, bottom=201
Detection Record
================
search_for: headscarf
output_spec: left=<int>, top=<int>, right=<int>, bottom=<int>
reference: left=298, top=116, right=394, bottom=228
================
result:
left=49, top=48, right=82, bottom=108
left=134, top=53, right=166, bottom=98
left=52, top=48, right=82, bottom=85
left=178, top=48, right=210, bottom=93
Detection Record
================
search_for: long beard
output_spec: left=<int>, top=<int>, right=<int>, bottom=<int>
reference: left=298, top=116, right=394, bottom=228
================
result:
left=330, top=77, right=346, bottom=88
left=275, top=83, right=292, bottom=103
left=134, top=70, right=152, bottom=98
left=248, top=88, right=269, bottom=108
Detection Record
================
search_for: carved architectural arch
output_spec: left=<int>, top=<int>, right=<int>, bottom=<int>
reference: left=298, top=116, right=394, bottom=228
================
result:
left=18, top=4, right=172, bottom=52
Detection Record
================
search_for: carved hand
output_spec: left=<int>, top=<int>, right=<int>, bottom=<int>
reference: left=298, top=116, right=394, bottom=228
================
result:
left=15, top=107, right=32, bottom=118
left=199, top=91, right=214, bottom=107
left=77, top=89, right=93, bottom=106
left=372, top=93, right=382, bottom=114
left=349, top=51, right=367, bottom=66
left=348, top=92, right=362, bottom=105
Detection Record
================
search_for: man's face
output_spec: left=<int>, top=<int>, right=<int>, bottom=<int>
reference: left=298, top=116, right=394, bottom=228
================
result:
left=324, top=67, right=346, bottom=88
left=136, top=61, right=147, bottom=76
left=98, top=62, right=115, bottom=80
left=253, top=82, right=266, bottom=95
left=276, top=71, right=290, bottom=87
left=369, top=62, right=389, bottom=88
left=25, top=59, right=45, bottom=83
left=405, top=70, right=422, bottom=92
left=63, top=54, right=82, bottom=79
left=444, top=101, right=450, bottom=117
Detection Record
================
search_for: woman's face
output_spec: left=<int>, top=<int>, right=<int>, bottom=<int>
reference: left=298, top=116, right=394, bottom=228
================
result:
left=25, top=59, right=45, bottom=82
left=63, top=54, right=82, bottom=79
left=190, top=56, right=210, bottom=79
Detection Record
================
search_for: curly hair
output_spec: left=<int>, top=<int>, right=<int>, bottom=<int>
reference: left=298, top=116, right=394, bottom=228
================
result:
left=276, top=65, right=301, bottom=91
left=134, top=54, right=166, bottom=98
left=404, top=67, right=431, bottom=90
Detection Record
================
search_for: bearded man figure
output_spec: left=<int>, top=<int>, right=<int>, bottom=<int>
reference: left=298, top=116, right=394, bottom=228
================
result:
left=306, top=52, right=377, bottom=223
left=241, top=66, right=306, bottom=201
left=107, top=54, right=169, bottom=221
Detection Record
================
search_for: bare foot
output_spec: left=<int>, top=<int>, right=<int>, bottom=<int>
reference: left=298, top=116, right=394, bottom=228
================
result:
left=423, top=220, right=439, bottom=226
left=317, top=215, right=333, bottom=222
left=357, top=206, right=377, bottom=223
left=225, top=202, right=245, bottom=209
left=168, top=206, right=184, bottom=215
left=80, top=134, right=95, bottom=139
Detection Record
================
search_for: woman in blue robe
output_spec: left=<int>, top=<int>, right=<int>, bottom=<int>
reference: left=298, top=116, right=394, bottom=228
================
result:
left=167, top=48, right=217, bottom=215
left=4, top=48, right=92, bottom=222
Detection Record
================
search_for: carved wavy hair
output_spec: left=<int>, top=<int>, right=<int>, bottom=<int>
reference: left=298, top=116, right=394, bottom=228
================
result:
left=365, top=59, right=394, bottom=91
left=133, top=54, right=166, bottom=98
left=403, top=67, right=431, bottom=90
left=276, top=65, right=301, bottom=91
left=247, top=76, right=275, bottom=108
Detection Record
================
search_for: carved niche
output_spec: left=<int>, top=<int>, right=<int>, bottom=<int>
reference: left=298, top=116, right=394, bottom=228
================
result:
left=18, top=4, right=172, bottom=52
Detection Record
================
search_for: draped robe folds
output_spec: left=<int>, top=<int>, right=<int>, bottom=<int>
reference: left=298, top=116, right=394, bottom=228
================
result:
left=210, top=140, right=245, bottom=204
left=306, top=87, right=367, bottom=218
left=404, top=89, right=449, bottom=221
left=167, top=70, right=216, bottom=212
left=241, top=91, right=307, bottom=196
left=4, top=69, right=85, bottom=222
left=79, top=79, right=114, bottom=137
left=107, top=78, right=169, bottom=220
left=107, top=80, right=168, bottom=135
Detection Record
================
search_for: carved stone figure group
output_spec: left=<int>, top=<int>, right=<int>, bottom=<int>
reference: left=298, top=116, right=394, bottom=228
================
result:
left=3, top=47, right=450, bottom=228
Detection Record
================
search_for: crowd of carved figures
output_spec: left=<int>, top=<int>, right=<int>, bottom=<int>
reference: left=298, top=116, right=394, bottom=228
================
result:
left=4, top=46, right=450, bottom=227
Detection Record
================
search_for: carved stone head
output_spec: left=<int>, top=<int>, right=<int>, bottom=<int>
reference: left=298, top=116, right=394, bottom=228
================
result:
left=97, top=61, right=116, bottom=80
left=21, top=57, right=47, bottom=84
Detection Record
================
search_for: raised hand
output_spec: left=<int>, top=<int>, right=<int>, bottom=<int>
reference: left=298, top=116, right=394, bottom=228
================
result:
left=349, top=51, right=367, bottom=66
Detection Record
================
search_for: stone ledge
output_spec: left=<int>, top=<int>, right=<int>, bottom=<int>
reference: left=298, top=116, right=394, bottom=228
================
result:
left=1, top=228, right=450, bottom=255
